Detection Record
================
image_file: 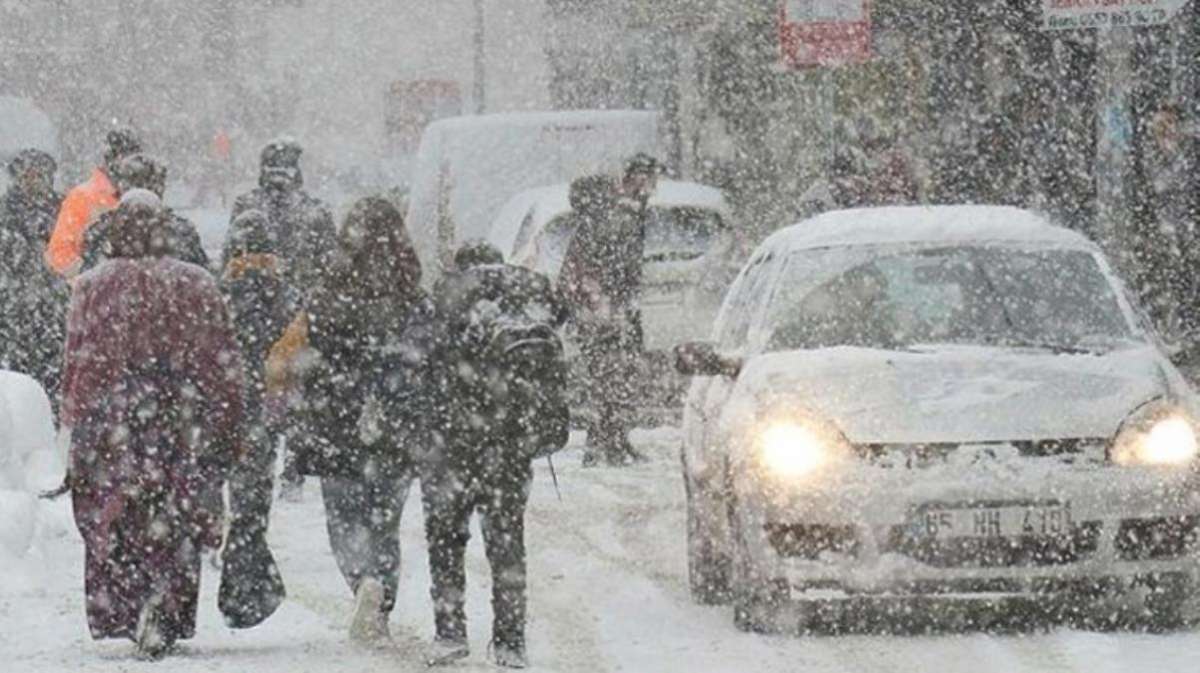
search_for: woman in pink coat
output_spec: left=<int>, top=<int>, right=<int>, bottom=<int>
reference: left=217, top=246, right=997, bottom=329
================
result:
left=60, top=190, right=246, bottom=659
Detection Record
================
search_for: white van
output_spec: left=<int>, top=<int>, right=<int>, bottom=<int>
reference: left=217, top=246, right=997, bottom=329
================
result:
left=405, top=110, right=659, bottom=278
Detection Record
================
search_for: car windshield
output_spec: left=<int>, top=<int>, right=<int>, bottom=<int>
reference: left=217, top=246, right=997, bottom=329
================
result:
left=536, top=205, right=724, bottom=273
left=643, top=207, right=724, bottom=262
left=765, top=245, right=1137, bottom=353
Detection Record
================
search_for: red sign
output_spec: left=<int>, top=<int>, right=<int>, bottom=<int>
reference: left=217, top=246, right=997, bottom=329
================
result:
left=780, top=0, right=872, bottom=68
left=385, top=80, right=463, bottom=153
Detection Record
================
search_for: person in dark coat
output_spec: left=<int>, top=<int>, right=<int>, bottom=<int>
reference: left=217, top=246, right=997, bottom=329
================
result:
left=227, top=138, right=336, bottom=293
left=79, top=153, right=209, bottom=273
left=275, top=195, right=437, bottom=645
left=0, top=149, right=68, bottom=410
left=59, top=191, right=245, bottom=659
left=215, top=208, right=299, bottom=627
left=557, top=157, right=658, bottom=466
left=227, top=138, right=337, bottom=498
left=422, top=241, right=570, bottom=669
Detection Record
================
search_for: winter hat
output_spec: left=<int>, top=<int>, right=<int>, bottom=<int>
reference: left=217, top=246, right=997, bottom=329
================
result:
left=7, top=148, right=56, bottom=180
left=453, top=239, right=504, bottom=271
left=624, top=152, right=662, bottom=179
left=112, top=153, right=167, bottom=197
left=569, top=174, right=617, bottom=215
left=119, top=188, right=161, bottom=210
left=261, top=138, right=302, bottom=168
left=227, top=209, right=275, bottom=257
left=109, top=189, right=165, bottom=259
left=337, top=195, right=421, bottom=297
left=103, top=128, right=142, bottom=166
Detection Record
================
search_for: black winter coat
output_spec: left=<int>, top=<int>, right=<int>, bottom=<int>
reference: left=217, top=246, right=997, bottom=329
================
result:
left=80, top=208, right=210, bottom=273
left=427, top=264, right=570, bottom=480
left=220, top=261, right=300, bottom=421
left=558, top=198, right=646, bottom=315
left=294, top=285, right=440, bottom=478
left=227, top=187, right=337, bottom=298
left=0, top=186, right=68, bottom=402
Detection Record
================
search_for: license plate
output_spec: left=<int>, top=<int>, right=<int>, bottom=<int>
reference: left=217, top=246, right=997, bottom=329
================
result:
left=911, top=502, right=1076, bottom=539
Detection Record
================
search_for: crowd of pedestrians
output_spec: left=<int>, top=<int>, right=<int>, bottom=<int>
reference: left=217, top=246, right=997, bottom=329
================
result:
left=1, top=128, right=661, bottom=668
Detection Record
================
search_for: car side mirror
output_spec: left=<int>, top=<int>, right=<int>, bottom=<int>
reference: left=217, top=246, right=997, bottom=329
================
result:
left=1168, top=343, right=1196, bottom=368
left=674, top=341, right=743, bottom=378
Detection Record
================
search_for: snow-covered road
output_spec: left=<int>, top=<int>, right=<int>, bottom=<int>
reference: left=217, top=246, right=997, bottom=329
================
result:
left=5, top=428, right=1200, bottom=672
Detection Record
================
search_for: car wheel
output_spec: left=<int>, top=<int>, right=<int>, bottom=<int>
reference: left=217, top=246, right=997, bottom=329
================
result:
left=685, top=474, right=731, bottom=605
left=726, top=478, right=789, bottom=633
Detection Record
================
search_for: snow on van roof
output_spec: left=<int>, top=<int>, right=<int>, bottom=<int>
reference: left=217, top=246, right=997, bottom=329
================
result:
left=424, top=109, right=658, bottom=135
left=768, top=205, right=1096, bottom=253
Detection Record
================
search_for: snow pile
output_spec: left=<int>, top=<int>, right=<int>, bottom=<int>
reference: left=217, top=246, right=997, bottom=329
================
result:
left=0, top=371, right=66, bottom=572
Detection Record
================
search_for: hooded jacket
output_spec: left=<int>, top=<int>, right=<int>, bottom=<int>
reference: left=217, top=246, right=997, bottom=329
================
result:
left=282, top=197, right=439, bottom=477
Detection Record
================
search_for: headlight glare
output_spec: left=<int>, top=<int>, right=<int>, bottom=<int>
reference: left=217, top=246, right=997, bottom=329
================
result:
left=756, top=418, right=850, bottom=478
left=1111, top=411, right=1199, bottom=467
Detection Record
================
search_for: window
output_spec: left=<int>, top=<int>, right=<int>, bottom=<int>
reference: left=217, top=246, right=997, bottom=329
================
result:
left=765, top=246, right=1136, bottom=353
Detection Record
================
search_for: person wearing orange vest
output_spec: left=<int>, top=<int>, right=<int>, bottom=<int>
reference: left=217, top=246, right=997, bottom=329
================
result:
left=45, top=129, right=143, bottom=277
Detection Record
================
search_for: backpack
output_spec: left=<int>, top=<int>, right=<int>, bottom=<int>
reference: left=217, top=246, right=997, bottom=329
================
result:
left=436, top=264, right=570, bottom=466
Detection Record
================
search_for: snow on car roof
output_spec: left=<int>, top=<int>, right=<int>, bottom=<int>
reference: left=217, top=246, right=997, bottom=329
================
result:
left=768, top=206, right=1097, bottom=253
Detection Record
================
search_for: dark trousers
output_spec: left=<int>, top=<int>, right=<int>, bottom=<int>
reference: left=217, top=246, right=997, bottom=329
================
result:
left=580, top=333, right=639, bottom=462
left=227, top=421, right=278, bottom=541
left=421, top=462, right=532, bottom=649
left=320, top=472, right=413, bottom=614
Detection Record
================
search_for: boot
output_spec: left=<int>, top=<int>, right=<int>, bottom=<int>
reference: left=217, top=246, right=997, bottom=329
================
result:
left=348, top=578, right=389, bottom=645
left=134, top=594, right=172, bottom=660
left=490, top=640, right=527, bottom=669
left=426, top=637, right=470, bottom=667
left=278, top=476, right=304, bottom=503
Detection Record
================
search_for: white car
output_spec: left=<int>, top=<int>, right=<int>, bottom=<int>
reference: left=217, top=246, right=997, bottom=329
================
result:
left=677, top=205, right=1200, bottom=633
left=489, top=180, right=739, bottom=351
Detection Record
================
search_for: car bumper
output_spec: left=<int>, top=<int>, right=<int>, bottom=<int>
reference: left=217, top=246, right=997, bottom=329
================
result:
left=734, top=462, right=1200, bottom=595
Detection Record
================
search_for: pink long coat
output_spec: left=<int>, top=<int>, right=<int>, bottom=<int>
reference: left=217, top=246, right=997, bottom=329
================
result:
left=61, top=257, right=245, bottom=642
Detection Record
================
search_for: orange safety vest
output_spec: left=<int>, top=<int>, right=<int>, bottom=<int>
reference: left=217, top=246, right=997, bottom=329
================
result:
left=46, top=168, right=118, bottom=276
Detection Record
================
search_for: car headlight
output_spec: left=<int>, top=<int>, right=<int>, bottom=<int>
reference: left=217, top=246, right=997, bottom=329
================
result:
left=1110, top=404, right=1199, bottom=467
left=756, top=418, right=852, bottom=478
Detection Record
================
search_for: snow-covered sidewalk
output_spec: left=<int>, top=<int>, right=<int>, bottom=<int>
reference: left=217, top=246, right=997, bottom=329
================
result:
left=5, top=428, right=1200, bottom=672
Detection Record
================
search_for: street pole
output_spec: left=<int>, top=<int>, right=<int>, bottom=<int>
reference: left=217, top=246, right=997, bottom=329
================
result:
left=473, top=0, right=486, bottom=114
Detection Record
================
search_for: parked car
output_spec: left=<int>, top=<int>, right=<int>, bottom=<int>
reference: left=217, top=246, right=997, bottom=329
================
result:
left=676, top=205, right=1200, bottom=633
left=489, top=179, right=739, bottom=351
left=405, top=110, right=660, bottom=280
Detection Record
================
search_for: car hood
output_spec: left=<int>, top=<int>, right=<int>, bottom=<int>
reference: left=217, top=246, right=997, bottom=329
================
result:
left=736, top=345, right=1169, bottom=444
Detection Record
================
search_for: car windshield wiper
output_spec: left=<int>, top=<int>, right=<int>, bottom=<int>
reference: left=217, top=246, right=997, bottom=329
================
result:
left=996, top=339, right=1099, bottom=355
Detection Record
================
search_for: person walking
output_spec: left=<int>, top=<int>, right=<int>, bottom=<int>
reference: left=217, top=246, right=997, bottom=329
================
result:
left=0, top=149, right=68, bottom=410
left=215, top=209, right=298, bottom=628
left=227, top=138, right=337, bottom=500
left=59, top=190, right=245, bottom=659
left=79, top=153, right=208, bottom=274
left=269, top=196, right=438, bottom=646
left=558, top=155, right=659, bottom=466
left=422, top=241, right=570, bottom=669
left=45, top=128, right=142, bottom=277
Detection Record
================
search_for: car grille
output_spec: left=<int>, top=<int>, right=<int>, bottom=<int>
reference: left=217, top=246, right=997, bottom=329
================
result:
left=855, top=438, right=1108, bottom=468
left=883, top=522, right=1103, bottom=568
left=1116, top=515, right=1200, bottom=561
